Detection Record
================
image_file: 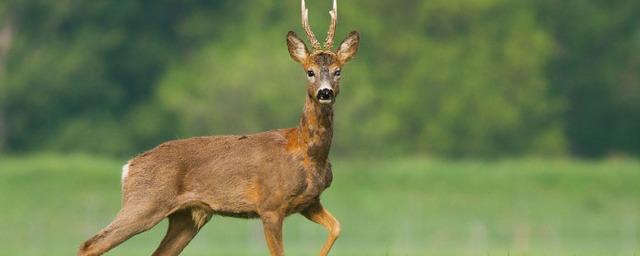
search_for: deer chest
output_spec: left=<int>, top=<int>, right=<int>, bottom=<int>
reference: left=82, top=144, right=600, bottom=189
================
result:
left=286, top=164, right=333, bottom=214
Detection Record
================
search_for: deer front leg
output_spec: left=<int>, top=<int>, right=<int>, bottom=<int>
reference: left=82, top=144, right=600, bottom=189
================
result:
left=301, top=201, right=341, bottom=256
left=260, top=211, right=285, bottom=256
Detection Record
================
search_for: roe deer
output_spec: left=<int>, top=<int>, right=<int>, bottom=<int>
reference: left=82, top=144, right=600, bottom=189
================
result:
left=78, top=0, right=359, bottom=255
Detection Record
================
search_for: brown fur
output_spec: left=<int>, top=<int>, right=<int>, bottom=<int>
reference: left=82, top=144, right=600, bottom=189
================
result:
left=78, top=31, right=359, bottom=256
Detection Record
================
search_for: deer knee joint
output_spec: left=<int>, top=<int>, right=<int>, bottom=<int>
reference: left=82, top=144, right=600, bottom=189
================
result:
left=330, top=220, right=341, bottom=238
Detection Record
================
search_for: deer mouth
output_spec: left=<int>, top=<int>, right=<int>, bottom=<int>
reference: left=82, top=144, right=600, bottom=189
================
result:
left=316, top=88, right=334, bottom=104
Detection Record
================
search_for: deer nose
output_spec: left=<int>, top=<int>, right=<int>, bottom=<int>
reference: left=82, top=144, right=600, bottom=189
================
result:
left=316, top=88, right=334, bottom=103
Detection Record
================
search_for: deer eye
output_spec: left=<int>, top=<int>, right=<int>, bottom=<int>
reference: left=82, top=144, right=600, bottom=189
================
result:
left=334, top=69, right=341, bottom=76
left=307, top=70, right=315, bottom=77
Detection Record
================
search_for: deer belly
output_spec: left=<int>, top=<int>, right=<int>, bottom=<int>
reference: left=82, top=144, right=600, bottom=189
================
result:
left=177, top=179, right=259, bottom=218
left=200, top=195, right=260, bottom=219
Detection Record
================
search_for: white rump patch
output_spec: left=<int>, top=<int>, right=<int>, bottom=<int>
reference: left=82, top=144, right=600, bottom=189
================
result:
left=121, top=162, right=130, bottom=183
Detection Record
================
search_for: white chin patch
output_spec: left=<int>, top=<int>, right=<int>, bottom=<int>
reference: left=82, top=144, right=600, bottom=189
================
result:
left=319, top=99, right=333, bottom=104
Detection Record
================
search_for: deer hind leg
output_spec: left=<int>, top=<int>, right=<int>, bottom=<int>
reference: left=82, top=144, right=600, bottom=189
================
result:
left=78, top=205, right=167, bottom=256
left=301, top=201, right=341, bottom=256
left=152, top=207, right=211, bottom=256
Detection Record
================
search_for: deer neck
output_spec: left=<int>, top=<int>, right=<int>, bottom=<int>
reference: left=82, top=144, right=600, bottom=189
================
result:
left=293, top=94, right=334, bottom=163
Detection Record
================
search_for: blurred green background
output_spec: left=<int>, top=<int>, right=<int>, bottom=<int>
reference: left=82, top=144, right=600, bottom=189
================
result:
left=0, top=0, right=639, bottom=255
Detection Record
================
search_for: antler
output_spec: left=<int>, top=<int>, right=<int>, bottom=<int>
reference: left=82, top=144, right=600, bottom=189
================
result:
left=324, top=0, right=338, bottom=50
left=301, top=0, right=321, bottom=49
left=301, top=0, right=338, bottom=50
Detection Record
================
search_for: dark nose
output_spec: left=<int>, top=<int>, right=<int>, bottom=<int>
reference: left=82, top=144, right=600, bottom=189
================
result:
left=316, top=88, right=334, bottom=101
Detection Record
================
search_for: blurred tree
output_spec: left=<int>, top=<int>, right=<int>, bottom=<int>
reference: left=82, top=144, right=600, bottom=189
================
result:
left=0, top=0, right=637, bottom=158
left=0, top=14, right=13, bottom=153
left=535, top=0, right=640, bottom=157
left=357, top=0, right=564, bottom=157
left=2, top=0, right=246, bottom=155
left=0, top=1, right=12, bottom=152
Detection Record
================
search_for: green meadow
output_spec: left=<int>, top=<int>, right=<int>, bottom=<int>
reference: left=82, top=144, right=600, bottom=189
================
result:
left=1, top=154, right=639, bottom=256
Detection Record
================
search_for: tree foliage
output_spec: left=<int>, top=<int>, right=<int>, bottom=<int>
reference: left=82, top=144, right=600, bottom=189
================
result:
left=0, top=0, right=638, bottom=158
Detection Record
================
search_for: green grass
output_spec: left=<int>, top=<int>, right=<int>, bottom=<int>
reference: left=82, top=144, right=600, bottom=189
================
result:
left=1, top=154, right=639, bottom=255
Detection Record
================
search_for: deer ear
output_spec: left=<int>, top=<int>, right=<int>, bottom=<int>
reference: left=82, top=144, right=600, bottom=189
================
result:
left=337, top=31, right=360, bottom=64
left=287, top=31, right=309, bottom=64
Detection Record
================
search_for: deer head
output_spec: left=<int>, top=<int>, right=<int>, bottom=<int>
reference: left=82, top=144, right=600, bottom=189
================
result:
left=287, top=0, right=360, bottom=106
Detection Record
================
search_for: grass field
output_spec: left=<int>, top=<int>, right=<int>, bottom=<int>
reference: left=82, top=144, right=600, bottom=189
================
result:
left=0, top=154, right=639, bottom=255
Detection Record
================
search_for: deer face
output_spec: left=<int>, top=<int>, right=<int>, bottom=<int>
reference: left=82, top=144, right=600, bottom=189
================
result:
left=287, top=31, right=360, bottom=105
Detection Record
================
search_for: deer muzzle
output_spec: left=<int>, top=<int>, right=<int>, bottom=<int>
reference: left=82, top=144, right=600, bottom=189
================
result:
left=316, top=88, right=334, bottom=104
